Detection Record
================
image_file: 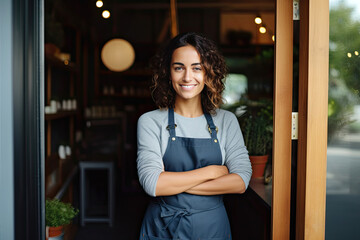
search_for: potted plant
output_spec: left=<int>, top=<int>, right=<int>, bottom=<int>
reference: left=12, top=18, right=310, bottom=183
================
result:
left=46, top=199, right=79, bottom=240
left=238, top=99, right=273, bottom=179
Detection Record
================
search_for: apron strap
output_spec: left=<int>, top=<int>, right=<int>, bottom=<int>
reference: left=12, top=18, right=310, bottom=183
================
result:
left=167, top=108, right=176, bottom=137
left=168, top=108, right=219, bottom=139
left=204, top=112, right=218, bottom=139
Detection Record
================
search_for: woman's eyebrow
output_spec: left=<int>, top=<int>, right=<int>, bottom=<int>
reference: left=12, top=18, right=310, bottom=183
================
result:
left=172, top=62, right=201, bottom=66
left=172, top=62, right=184, bottom=66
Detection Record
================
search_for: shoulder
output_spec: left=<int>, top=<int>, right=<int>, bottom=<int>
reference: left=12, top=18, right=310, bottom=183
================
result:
left=138, top=108, right=168, bottom=128
left=138, top=109, right=167, bottom=122
left=212, top=108, right=238, bottom=123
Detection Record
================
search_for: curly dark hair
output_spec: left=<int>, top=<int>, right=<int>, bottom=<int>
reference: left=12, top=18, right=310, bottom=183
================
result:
left=151, top=32, right=227, bottom=114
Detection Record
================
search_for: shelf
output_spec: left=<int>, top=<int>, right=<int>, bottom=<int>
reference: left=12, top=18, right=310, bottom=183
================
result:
left=45, top=55, right=78, bottom=72
left=249, top=177, right=272, bottom=206
left=85, top=118, right=122, bottom=126
left=100, top=93, right=151, bottom=99
left=45, top=154, right=74, bottom=171
left=45, top=110, right=77, bottom=120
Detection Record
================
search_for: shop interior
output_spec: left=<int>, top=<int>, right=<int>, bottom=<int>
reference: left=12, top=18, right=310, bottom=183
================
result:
left=44, top=0, right=275, bottom=239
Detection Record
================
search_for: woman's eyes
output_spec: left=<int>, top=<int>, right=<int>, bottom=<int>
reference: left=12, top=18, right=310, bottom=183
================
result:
left=173, top=67, right=202, bottom=71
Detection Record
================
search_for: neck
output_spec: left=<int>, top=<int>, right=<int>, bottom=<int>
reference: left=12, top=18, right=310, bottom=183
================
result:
left=174, top=98, right=203, bottom=118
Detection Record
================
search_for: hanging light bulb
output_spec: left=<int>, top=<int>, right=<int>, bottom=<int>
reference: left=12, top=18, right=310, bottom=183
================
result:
left=102, top=10, right=110, bottom=19
left=355, top=51, right=359, bottom=56
left=96, top=0, right=103, bottom=8
left=259, top=26, right=267, bottom=34
left=255, top=16, right=262, bottom=25
left=272, top=35, right=275, bottom=42
left=347, top=53, right=352, bottom=58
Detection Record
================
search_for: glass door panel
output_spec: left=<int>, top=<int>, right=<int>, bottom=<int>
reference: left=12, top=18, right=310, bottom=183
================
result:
left=326, top=1, right=360, bottom=239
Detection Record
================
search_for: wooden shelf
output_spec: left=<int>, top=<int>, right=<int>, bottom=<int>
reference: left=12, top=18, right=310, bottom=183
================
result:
left=45, top=55, right=78, bottom=72
left=100, top=93, right=151, bottom=99
left=45, top=110, right=77, bottom=120
left=45, top=154, right=74, bottom=174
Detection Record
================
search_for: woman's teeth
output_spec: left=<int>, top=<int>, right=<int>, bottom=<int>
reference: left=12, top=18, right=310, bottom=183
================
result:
left=181, top=85, right=195, bottom=88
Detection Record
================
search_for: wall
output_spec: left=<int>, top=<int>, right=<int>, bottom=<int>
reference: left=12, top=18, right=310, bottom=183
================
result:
left=0, top=0, right=15, bottom=239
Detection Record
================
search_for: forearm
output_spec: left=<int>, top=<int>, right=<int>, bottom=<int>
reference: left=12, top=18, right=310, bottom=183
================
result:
left=155, top=166, right=224, bottom=196
left=185, top=173, right=246, bottom=195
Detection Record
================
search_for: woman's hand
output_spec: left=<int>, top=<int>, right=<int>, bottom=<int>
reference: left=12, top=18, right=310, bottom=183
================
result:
left=207, top=165, right=229, bottom=180
left=155, top=165, right=229, bottom=196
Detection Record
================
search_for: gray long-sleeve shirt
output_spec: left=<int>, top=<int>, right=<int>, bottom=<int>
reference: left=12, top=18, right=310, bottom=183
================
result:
left=137, top=108, right=252, bottom=197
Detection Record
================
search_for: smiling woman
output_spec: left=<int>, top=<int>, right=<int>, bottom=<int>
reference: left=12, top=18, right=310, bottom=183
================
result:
left=137, top=32, right=252, bottom=239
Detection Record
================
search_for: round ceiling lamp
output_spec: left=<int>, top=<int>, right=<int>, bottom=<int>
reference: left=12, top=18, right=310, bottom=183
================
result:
left=101, top=39, right=135, bottom=72
left=96, top=0, right=103, bottom=8
left=102, top=10, right=110, bottom=19
left=254, top=16, right=262, bottom=25
left=259, top=26, right=267, bottom=34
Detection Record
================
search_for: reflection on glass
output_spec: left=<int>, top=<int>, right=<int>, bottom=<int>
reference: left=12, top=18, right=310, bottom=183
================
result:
left=326, top=0, right=360, bottom=239
left=223, top=73, right=248, bottom=106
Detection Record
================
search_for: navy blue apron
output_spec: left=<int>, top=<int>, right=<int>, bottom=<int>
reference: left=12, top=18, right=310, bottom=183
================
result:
left=139, top=108, right=232, bottom=240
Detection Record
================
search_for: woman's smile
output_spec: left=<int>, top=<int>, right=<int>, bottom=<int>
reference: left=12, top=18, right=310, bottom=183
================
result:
left=180, top=84, right=197, bottom=90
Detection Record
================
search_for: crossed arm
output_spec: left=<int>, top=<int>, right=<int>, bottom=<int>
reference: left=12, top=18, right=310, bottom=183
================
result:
left=155, top=165, right=246, bottom=196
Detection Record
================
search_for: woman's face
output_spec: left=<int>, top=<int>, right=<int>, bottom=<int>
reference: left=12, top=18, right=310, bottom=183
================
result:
left=170, top=45, right=205, bottom=104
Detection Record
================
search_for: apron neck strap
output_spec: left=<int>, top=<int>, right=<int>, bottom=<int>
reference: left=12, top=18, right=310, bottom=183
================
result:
left=167, top=108, right=176, bottom=137
left=204, top=112, right=218, bottom=139
left=168, top=108, right=218, bottom=139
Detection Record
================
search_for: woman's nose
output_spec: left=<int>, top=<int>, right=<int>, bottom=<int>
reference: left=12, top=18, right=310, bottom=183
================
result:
left=183, top=69, right=192, bottom=81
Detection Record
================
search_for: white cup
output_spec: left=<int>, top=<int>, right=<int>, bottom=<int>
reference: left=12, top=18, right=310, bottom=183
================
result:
left=65, top=146, right=71, bottom=156
left=62, top=100, right=67, bottom=110
left=58, top=145, right=66, bottom=159
left=72, top=99, right=77, bottom=110
left=67, top=99, right=72, bottom=110
left=45, top=106, right=52, bottom=114
left=50, top=100, right=57, bottom=113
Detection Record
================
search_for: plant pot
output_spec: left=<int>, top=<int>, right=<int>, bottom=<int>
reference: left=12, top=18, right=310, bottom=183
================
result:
left=250, top=155, right=268, bottom=178
left=46, top=226, right=64, bottom=240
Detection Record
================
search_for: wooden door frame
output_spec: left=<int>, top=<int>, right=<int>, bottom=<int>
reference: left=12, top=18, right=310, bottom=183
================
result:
left=272, top=0, right=293, bottom=239
left=273, top=0, right=329, bottom=239
left=296, top=0, right=329, bottom=239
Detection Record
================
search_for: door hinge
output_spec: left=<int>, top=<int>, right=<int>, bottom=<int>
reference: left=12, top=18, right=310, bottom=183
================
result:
left=293, top=0, right=300, bottom=20
left=292, top=112, right=298, bottom=140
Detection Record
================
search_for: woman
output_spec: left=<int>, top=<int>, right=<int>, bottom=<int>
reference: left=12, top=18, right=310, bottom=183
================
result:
left=137, top=32, right=252, bottom=239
